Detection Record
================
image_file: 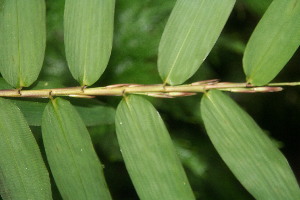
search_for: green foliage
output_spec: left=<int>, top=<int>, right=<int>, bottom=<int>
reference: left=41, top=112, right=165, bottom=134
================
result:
left=0, top=0, right=299, bottom=199
left=241, top=0, right=272, bottom=15
left=0, top=97, right=51, bottom=200
left=201, top=90, right=300, bottom=199
left=42, top=98, right=112, bottom=200
left=0, top=0, right=46, bottom=88
left=64, top=0, right=115, bottom=86
left=158, top=0, right=235, bottom=85
left=12, top=98, right=115, bottom=127
left=243, top=0, right=300, bottom=85
left=115, top=95, right=195, bottom=200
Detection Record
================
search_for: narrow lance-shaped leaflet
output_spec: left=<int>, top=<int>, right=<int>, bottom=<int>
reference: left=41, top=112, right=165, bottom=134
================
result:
left=115, top=95, right=195, bottom=200
left=0, top=97, right=52, bottom=200
left=158, top=0, right=236, bottom=85
left=243, top=0, right=300, bottom=86
left=42, top=98, right=112, bottom=200
left=0, top=0, right=46, bottom=88
left=201, top=90, right=300, bottom=199
left=64, top=0, right=115, bottom=86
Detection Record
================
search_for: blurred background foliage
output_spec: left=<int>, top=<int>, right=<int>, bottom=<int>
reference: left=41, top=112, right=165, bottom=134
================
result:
left=1, top=0, right=298, bottom=199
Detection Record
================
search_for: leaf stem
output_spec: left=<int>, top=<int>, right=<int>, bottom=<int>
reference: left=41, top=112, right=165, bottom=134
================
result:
left=0, top=80, right=297, bottom=98
left=267, top=82, right=300, bottom=86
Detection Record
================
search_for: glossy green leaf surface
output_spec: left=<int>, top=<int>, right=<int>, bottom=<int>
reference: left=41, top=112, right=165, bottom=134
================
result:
left=64, top=0, right=115, bottom=86
left=0, top=98, right=51, bottom=200
left=115, top=95, right=195, bottom=200
left=243, top=0, right=300, bottom=86
left=0, top=0, right=46, bottom=88
left=201, top=90, right=300, bottom=199
left=42, top=98, right=112, bottom=200
left=158, top=0, right=235, bottom=85
left=13, top=99, right=115, bottom=126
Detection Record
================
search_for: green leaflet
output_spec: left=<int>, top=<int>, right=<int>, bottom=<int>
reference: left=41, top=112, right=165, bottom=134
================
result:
left=0, top=0, right=46, bottom=88
left=42, top=98, right=112, bottom=200
left=64, top=0, right=115, bottom=86
left=72, top=99, right=115, bottom=127
left=243, top=0, right=300, bottom=86
left=0, top=78, right=13, bottom=90
left=13, top=99, right=115, bottom=127
left=241, top=0, right=272, bottom=15
left=158, top=0, right=235, bottom=85
left=0, top=98, right=51, bottom=200
left=115, top=95, right=195, bottom=200
left=201, top=90, right=300, bottom=199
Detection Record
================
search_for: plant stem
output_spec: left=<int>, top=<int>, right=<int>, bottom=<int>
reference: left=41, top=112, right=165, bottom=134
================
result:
left=0, top=80, right=296, bottom=99
left=267, top=82, right=300, bottom=86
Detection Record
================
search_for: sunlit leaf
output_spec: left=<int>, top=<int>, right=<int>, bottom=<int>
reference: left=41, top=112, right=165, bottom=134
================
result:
left=201, top=90, right=300, bottom=199
left=243, top=0, right=300, bottom=86
left=13, top=99, right=115, bottom=127
left=115, top=95, right=195, bottom=200
left=42, top=98, right=112, bottom=200
left=158, top=0, right=235, bottom=85
left=64, top=0, right=115, bottom=86
left=0, top=0, right=46, bottom=88
left=0, top=98, right=51, bottom=200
